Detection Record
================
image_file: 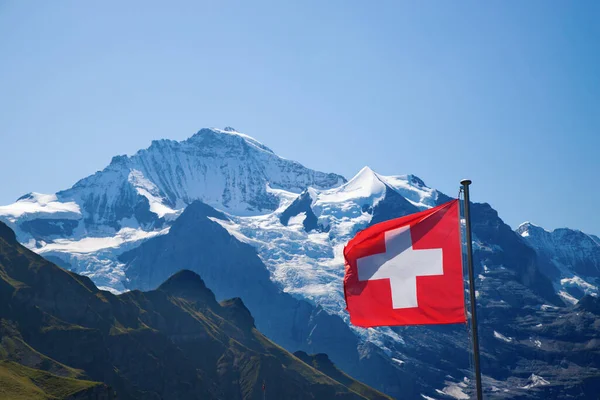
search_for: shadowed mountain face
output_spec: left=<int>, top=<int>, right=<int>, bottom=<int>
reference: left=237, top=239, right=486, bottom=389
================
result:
left=0, top=221, right=389, bottom=400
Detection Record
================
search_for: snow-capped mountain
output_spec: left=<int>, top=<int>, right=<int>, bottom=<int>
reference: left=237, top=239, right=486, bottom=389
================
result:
left=0, top=127, right=344, bottom=242
left=516, top=222, right=600, bottom=303
left=213, top=167, right=449, bottom=329
left=0, top=127, right=345, bottom=290
left=1, top=127, right=598, bottom=398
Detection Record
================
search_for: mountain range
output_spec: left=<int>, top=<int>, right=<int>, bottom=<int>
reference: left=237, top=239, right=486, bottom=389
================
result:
left=0, top=220, right=389, bottom=400
left=1, top=127, right=599, bottom=399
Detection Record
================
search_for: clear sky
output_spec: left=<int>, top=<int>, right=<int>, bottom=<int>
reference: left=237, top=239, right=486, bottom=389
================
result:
left=1, top=1, right=598, bottom=235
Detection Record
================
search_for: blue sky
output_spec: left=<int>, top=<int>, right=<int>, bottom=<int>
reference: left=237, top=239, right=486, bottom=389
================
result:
left=1, top=1, right=598, bottom=235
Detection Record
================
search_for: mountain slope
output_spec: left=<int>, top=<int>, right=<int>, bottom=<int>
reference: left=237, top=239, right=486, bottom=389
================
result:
left=0, top=361, right=110, bottom=400
left=0, top=127, right=345, bottom=242
left=119, top=193, right=588, bottom=399
left=0, top=221, right=389, bottom=400
left=294, top=351, right=389, bottom=400
left=120, top=200, right=482, bottom=399
left=516, top=222, right=600, bottom=302
left=1, top=128, right=599, bottom=398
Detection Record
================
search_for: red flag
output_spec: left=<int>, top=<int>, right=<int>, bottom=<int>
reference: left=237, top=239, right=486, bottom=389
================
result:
left=343, top=199, right=465, bottom=327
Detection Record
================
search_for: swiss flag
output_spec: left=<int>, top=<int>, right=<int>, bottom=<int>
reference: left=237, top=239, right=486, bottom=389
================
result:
left=343, top=199, right=465, bottom=327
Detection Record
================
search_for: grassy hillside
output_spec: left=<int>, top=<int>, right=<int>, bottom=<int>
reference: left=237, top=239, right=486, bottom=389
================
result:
left=0, top=360, right=103, bottom=400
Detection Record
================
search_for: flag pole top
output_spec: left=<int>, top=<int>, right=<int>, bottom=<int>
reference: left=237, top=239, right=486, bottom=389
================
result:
left=460, top=179, right=472, bottom=186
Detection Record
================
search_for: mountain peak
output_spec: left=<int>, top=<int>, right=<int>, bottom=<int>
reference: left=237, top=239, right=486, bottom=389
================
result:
left=516, top=222, right=580, bottom=238
left=158, top=270, right=218, bottom=307
left=333, top=166, right=386, bottom=199
left=159, top=269, right=208, bottom=289
left=354, top=165, right=378, bottom=179
left=516, top=221, right=543, bottom=237
left=219, top=297, right=255, bottom=329
left=188, top=127, right=275, bottom=154
left=0, top=221, right=17, bottom=243
left=517, top=221, right=543, bottom=230
left=1, top=127, right=346, bottom=239
left=109, top=154, right=129, bottom=166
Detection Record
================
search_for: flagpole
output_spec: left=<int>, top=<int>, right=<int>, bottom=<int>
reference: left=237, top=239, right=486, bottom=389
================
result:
left=460, top=179, right=483, bottom=400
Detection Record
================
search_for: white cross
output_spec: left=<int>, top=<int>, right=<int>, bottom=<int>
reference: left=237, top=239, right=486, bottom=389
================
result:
left=357, top=226, right=443, bottom=309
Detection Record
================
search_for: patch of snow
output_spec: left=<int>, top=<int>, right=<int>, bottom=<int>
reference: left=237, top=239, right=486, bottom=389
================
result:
left=560, top=276, right=597, bottom=295
left=435, top=381, right=470, bottom=399
left=37, top=227, right=169, bottom=254
left=0, top=193, right=81, bottom=220
left=517, top=221, right=549, bottom=233
left=377, top=174, right=439, bottom=209
left=558, top=290, right=578, bottom=305
left=287, top=212, right=307, bottom=227
left=128, top=170, right=177, bottom=218
left=211, top=127, right=275, bottom=155
left=520, top=374, right=550, bottom=389
left=494, top=331, right=513, bottom=343
left=97, top=286, right=124, bottom=295
left=541, top=304, right=559, bottom=311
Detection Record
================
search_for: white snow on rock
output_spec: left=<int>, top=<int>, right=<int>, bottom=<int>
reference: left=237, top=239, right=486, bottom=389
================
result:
left=34, top=227, right=170, bottom=292
left=380, top=174, right=439, bottom=209
left=558, top=290, right=579, bottom=305
left=520, top=374, right=550, bottom=389
left=435, top=379, right=470, bottom=399
left=517, top=221, right=600, bottom=301
left=494, top=331, right=513, bottom=343
left=37, top=227, right=169, bottom=254
left=127, top=170, right=178, bottom=218
left=560, top=275, right=598, bottom=295
left=0, top=193, right=81, bottom=221
left=541, top=304, right=559, bottom=311
left=287, top=212, right=307, bottom=228
left=0, top=127, right=346, bottom=244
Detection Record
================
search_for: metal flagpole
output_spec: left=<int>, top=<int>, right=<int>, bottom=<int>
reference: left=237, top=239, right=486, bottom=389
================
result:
left=460, top=179, right=483, bottom=400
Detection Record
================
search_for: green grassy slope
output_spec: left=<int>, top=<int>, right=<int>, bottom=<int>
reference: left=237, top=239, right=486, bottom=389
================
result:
left=294, top=351, right=391, bottom=400
left=0, top=360, right=102, bottom=400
